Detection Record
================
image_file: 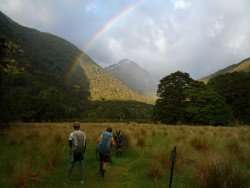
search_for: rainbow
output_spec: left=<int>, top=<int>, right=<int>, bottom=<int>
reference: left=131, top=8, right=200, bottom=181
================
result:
left=65, top=0, right=143, bottom=79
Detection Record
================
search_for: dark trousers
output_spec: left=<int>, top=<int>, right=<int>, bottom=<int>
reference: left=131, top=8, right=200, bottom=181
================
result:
left=68, top=160, right=84, bottom=180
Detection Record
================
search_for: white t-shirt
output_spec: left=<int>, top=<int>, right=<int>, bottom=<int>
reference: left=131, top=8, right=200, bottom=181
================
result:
left=69, top=130, right=86, bottom=141
left=69, top=131, right=75, bottom=141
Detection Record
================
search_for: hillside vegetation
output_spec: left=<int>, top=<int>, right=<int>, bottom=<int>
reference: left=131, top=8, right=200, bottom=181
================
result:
left=199, top=58, right=250, bottom=83
left=0, top=11, right=154, bottom=123
left=0, top=11, right=90, bottom=122
left=0, top=123, right=249, bottom=187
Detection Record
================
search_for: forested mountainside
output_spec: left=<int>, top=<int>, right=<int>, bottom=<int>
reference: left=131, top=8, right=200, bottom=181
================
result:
left=0, top=11, right=153, bottom=122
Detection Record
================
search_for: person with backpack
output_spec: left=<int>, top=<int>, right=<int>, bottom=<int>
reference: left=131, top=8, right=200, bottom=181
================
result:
left=114, top=129, right=123, bottom=156
left=97, top=127, right=114, bottom=180
left=68, top=122, right=86, bottom=184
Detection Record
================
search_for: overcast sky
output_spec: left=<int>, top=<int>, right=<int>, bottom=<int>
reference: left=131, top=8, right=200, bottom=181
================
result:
left=0, top=0, right=249, bottom=81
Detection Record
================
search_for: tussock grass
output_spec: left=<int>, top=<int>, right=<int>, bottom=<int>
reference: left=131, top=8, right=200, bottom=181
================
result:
left=193, top=155, right=249, bottom=188
left=121, top=131, right=132, bottom=148
left=191, top=136, right=209, bottom=152
left=1, top=123, right=249, bottom=187
left=44, top=146, right=62, bottom=173
left=137, top=137, right=146, bottom=147
left=140, top=128, right=147, bottom=136
left=12, top=157, right=42, bottom=187
left=226, top=139, right=241, bottom=154
left=147, top=162, right=163, bottom=181
left=149, top=149, right=169, bottom=169
left=152, top=129, right=156, bottom=136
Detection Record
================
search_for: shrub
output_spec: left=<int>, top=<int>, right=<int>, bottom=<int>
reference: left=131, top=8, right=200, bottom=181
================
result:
left=193, top=156, right=249, bottom=188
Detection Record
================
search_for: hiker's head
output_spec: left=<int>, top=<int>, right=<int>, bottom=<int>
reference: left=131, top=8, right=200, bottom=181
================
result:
left=106, top=127, right=112, bottom=133
left=116, top=129, right=121, bottom=134
left=73, top=122, right=80, bottom=130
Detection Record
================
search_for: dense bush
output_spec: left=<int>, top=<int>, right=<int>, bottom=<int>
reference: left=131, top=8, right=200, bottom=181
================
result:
left=153, top=71, right=233, bottom=125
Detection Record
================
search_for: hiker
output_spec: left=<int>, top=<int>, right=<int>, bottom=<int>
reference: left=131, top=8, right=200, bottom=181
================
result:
left=97, top=127, right=115, bottom=180
left=68, top=122, right=86, bottom=184
left=114, top=129, right=123, bottom=156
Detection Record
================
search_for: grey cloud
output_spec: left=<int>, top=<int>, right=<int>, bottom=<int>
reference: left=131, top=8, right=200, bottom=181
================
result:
left=0, top=0, right=249, bottom=81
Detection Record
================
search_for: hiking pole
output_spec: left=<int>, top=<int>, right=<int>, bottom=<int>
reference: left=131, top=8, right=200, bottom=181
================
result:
left=169, top=146, right=177, bottom=188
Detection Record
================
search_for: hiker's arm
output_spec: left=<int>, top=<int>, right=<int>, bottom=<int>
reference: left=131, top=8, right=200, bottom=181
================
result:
left=69, top=133, right=74, bottom=149
left=69, top=140, right=73, bottom=149
left=111, top=137, right=115, bottom=146
left=121, top=134, right=123, bottom=144
left=83, top=137, right=87, bottom=153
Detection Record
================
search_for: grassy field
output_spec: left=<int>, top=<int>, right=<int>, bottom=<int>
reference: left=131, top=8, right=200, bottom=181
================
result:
left=0, top=122, right=249, bottom=188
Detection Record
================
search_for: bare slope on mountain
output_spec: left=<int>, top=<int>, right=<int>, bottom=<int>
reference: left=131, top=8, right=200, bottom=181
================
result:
left=105, top=59, right=157, bottom=95
left=200, top=58, right=250, bottom=83
left=78, top=55, right=154, bottom=104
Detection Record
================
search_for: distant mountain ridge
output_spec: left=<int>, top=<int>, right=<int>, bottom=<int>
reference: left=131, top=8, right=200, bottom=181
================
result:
left=105, top=59, right=157, bottom=96
left=78, top=57, right=153, bottom=103
left=199, top=58, right=250, bottom=82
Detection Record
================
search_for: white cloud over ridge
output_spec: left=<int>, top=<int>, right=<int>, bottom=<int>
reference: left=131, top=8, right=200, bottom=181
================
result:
left=208, top=14, right=224, bottom=38
left=172, top=0, right=191, bottom=10
left=0, top=0, right=249, bottom=81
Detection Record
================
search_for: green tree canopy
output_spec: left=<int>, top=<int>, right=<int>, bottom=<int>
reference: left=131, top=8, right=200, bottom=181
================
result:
left=153, top=71, right=194, bottom=124
left=208, top=72, right=250, bottom=124
left=185, top=86, right=233, bottom=125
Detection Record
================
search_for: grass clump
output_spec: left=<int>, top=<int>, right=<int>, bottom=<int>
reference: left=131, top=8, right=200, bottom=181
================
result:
left=193, top=156, right=249, bottom=188
left=148, top=163, right=163, bottom=181
left=12, top=157, right=42, bottom=187
left=140, top=128, right=147, bottom=136
left=191, top=136, right=209, bottom=151
left=137, top=137, right=146, bottom=147
left=121, top=131, right=131, bottom=148
left=226, top=139, right=241, bottom=154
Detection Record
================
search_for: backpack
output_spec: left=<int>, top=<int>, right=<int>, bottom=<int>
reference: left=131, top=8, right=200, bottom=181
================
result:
left=97, top=131, right=112, bottom=154
left=72, top=131, right=86, bottom=154
left=115, top=132, right=123, bottom=145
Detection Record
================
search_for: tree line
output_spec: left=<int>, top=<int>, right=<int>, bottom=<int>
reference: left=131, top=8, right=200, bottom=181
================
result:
left=153, top=71, right=250, bottom=125
left=1, top=36, right=249, bottom=125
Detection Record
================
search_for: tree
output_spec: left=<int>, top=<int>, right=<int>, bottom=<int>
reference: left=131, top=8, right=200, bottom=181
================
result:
left=0, top=37, right=12, bottom=125
left=185, top=86, right=233, bottom=125
left=208, top=72, right=250, bottom=124
left=153, top=71, right=194, bottom=124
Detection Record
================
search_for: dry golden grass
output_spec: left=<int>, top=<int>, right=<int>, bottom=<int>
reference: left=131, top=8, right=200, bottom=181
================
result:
left=193, top=155, right=249, bottom=188
left=1, top=122, right=250, bottom=187
left=147, top=162, right=163, bottom=181
left=137, top=137, right=146, bottom=147
left=12, top=157, right=42, bottom=187
left=190, top=136, right=209, bottom=152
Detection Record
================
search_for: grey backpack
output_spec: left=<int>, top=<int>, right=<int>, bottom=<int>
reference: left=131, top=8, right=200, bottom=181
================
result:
left=72, top=131, right=86, bottom=154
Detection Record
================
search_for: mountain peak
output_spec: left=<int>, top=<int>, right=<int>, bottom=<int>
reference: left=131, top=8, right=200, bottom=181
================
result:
left=105, top=59, right=157, bottom=95
left=106, top=59, right=139, bottom=71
